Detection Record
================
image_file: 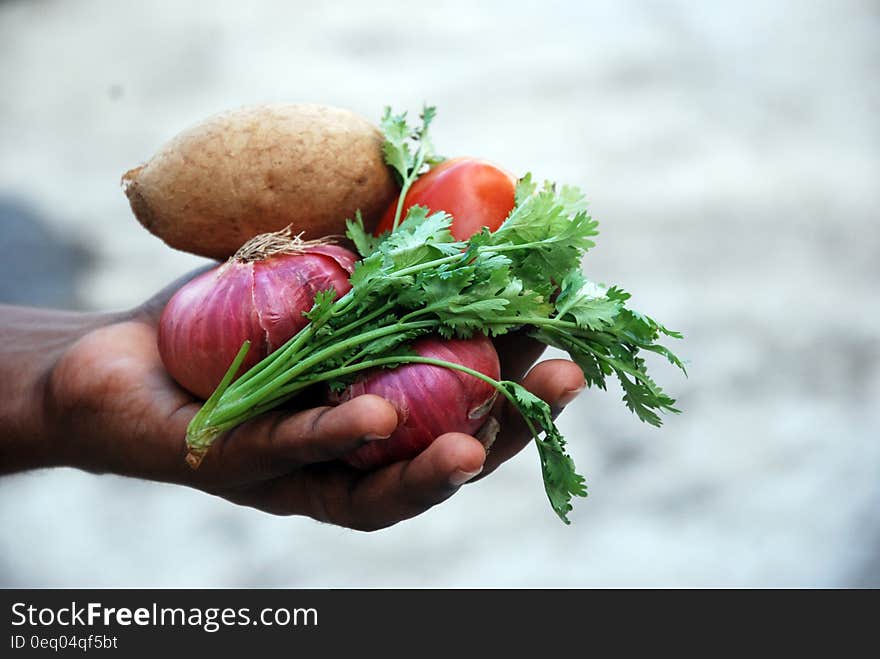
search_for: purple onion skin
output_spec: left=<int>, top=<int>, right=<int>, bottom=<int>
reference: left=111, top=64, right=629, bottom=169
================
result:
left=158, top=245, right=356, bottom=400
left=337, top=335, right=501, bottom=470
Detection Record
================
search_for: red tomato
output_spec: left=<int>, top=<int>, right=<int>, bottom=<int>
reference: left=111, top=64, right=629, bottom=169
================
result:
left=375, top=157, right=517, bottom=240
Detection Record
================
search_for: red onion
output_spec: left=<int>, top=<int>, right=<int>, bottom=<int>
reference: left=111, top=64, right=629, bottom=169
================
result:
left=336, top=334, right=501, bottom=470
left=159, top=230, right=357, bottom=399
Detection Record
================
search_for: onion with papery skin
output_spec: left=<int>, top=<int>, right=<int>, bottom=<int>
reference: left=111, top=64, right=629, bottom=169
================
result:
left=159, top=229, right=357, bottom=399
left=335, top=335, right=501, bottom=470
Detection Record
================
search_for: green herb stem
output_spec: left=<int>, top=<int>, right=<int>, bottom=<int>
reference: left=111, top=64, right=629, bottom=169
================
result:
left=203, top=320, right=437, bottom=427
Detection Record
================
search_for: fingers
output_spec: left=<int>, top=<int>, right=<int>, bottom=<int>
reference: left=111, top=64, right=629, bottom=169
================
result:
left=239, top=433, right=487, bottom=531
left=340, top=432, right=486, bottom=530
left=492, top=331, right=547, bottom=381
left=201, top=394, right=399, bottom=482
left=481, top=359, right=585, bottom=476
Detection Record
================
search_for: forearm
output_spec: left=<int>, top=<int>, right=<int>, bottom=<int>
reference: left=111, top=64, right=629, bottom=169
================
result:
left=0, top=305, right=123, bottom=474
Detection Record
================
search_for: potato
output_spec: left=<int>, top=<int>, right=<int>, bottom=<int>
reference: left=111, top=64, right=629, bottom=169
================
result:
left=122, top=104, right=398, bottom=259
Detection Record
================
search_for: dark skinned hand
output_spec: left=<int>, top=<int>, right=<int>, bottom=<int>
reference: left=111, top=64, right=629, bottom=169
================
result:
left=1, top=269, right=585, bottom=531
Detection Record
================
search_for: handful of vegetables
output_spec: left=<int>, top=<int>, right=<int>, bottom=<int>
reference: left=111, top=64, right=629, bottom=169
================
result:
left=124, top=104, right=684, bottom=523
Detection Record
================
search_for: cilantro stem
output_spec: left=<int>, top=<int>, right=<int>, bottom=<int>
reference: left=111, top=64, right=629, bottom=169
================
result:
left=232, top=287, right=366, bottom=392
left=391, top=145, right=429, bottom=232
left=320, top=300, right=396, bottom=342
left=205, top=320, right=437, bottom=426
left=391, top=171, right=415, bottom=232
left=390, top=240, right=556, bottom=281
left=230, top=323, right=315, bottom=390
left=287, top=354, right=517, bottom=402
left=184, top=340, right=252, bottom=463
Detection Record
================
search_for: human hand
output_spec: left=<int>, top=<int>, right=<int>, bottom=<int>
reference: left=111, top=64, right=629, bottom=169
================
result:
left=23, top=271, right=584, bottom=531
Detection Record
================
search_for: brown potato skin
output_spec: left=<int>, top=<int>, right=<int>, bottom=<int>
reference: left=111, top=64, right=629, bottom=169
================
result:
left=122, top=104, right=398, bottom=259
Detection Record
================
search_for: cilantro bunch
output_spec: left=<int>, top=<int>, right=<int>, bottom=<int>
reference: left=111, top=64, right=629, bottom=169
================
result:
left=186, top=107, right=684, bottom=523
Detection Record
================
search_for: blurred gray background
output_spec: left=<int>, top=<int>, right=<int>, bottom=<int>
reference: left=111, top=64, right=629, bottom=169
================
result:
left=1, top=0, right=878, bottom=587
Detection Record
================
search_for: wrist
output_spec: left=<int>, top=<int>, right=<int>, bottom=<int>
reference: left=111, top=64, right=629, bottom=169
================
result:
left=0, top=364, right=49, bottom=474
left=0, top=305, right=125, bottom=474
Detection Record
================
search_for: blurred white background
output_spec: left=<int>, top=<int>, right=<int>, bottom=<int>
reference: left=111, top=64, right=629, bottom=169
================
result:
left=1, top=0, right=878, bottom=586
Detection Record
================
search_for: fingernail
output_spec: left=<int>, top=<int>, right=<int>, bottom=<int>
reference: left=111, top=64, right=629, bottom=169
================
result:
left=363, top=432, right=391, bottom=441
left=557, top=385, right=585, bottom=408
left=449, top=466, right=483, bottom=487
